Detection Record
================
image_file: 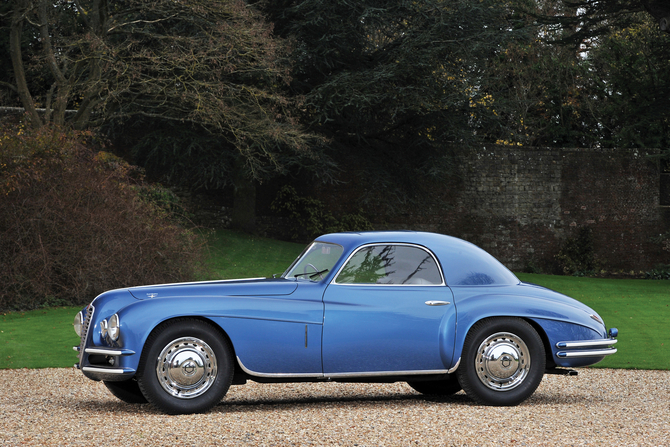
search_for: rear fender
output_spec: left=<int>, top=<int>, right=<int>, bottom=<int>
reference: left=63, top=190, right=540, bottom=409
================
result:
left=451, top=288, right=605, bottom=366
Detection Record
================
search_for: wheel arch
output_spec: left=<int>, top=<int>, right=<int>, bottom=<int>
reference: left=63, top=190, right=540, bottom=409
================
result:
left=137, top=315, right=242, bottom=377
left=449, top=289, right=604, bottom=369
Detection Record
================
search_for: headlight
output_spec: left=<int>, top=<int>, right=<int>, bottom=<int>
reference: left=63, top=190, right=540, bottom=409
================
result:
left=108, top=314, right=120, bottom=342
left=73, top=311, right=83, bottom=337
left=100, top=313, right=121, bottom=342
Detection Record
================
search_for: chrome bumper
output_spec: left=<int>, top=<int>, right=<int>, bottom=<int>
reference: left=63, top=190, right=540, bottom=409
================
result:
left=74, top=346, right=136, bottom=381
left=555, top=328, right=618, bottom=359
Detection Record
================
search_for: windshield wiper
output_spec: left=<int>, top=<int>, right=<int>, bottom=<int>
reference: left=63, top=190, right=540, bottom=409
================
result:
left=293, top=269, right=329, bottom=280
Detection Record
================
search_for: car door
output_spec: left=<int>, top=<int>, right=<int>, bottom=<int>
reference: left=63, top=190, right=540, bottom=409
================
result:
left=321, top=244, right=457, bottom=376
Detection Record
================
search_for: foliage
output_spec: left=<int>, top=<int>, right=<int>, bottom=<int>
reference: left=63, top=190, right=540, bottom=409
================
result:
left=258, top=0, right=528, bottom=203
left=0, top=125, right=209, bottom=311
left=582, top=19, right=670, bottom=149
left=485, top=38, right=599, bottom=147
left=491, top=2, right=670, bottom=153
left=555, top=227, right=599, bottom=276
left=271, top=185, right=373, bottom=241
left=3, top=0, right=329, bottom=205
left=530, top=1, right=667, bottom=47
left=645, top=265, right=670, bottom=280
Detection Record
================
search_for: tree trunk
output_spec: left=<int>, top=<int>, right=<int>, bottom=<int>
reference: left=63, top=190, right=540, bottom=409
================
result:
left=231, top=158, right=257, bottom=233
left=9, top=1, right=43, bottom=128
left=642, top=1, right=670, bottom=33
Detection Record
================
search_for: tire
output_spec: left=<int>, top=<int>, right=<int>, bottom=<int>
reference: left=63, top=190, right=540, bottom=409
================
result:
left=104, top=379, right=148, bottom=404
left=456, top=317, right=545, bottom=406
left=136, top=318, right=234, bottom=415
left=407, top=375, right=462, bottom=396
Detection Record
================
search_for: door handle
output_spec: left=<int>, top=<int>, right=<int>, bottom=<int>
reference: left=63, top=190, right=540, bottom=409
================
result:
left=425, top=300, right=450, bottom=306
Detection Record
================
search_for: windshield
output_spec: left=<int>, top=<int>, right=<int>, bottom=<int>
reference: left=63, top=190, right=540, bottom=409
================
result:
left=283, top=242, right=344, bottom=281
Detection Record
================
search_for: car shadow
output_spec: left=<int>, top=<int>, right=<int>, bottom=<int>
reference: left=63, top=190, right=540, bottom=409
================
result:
left=63, top=389, right=593, bottom=415
left=216, top=391, right=479, bottom=413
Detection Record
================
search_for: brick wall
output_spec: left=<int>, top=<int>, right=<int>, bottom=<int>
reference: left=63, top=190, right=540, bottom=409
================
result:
left=332, top=146, right=669, bottom=272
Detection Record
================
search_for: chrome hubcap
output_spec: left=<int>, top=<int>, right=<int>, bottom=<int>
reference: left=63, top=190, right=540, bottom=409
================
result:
left=156, top=337, right=217, bottom=399
left=475, top=332, right=530, bottom=391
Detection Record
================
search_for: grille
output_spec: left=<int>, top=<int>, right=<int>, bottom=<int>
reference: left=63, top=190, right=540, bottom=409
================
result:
left=77, top=304, right=95, bottom=362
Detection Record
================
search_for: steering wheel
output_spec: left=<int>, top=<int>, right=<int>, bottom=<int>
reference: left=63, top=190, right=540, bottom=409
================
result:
left=304, top=263, right=324, bottom=280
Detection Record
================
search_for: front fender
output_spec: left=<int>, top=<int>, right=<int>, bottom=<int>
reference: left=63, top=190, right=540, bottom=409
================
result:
left=85, top=293, right=324, bottom=378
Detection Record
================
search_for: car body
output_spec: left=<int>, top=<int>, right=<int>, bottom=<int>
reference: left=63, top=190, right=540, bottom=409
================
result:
left=74, top=231, right=618, bottom=414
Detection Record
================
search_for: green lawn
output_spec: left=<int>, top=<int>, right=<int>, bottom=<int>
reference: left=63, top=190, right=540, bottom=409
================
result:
left=1, top=231, right=667, bottom=370
left=516, top=273, right=670, bottom=370
left=206, top=229, right=305, bottom=279
left=1, top=306, right=81, bottom=369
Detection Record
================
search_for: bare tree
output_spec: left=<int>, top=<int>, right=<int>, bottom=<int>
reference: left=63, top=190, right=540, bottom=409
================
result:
left=4, top=0, right=327, bottom=231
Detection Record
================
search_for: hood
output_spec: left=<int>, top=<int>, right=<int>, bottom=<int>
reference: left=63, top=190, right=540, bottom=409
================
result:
left=128, top=277, right=298, bottom=300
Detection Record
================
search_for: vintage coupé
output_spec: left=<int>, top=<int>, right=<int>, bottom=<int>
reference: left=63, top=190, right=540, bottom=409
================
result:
left=74, top=231, right=618, bottom=414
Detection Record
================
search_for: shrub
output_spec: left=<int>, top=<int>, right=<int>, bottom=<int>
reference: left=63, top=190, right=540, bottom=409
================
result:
left=271, top=185, right=373, bottom=241
left=645, top=264, right=670, bottom=280
left=555, top=227, right=599, bottom=276
left=0, top=126, right=208, bottom=311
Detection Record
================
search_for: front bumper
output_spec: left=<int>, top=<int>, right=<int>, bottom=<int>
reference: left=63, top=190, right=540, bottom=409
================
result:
left=74, top=346, right=136, bottom=381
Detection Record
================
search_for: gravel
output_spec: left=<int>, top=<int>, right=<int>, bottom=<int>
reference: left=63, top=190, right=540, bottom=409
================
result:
left=0, top=367, right=668, bottom=446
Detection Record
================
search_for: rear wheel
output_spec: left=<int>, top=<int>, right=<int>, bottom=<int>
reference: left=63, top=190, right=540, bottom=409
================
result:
left=137, top=318, right=234, bottom=414
left=407, top=375, right=461, bottom=396
left=457, top=318, right=545, bottom=406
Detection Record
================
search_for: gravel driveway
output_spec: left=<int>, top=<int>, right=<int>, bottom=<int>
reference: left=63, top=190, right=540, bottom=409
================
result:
left=1, top=368, right=668, bottom=446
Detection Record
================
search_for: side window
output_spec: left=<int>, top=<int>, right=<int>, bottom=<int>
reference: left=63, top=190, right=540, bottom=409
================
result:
left=335, top=245, right=442, bottom=285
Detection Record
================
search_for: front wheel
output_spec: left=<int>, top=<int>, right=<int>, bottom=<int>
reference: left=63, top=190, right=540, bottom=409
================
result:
left=104, top=379, right=148, bottom=404
left=137, top=318, right=234, bottom=415
left=457, top=318, right=545, bottom=406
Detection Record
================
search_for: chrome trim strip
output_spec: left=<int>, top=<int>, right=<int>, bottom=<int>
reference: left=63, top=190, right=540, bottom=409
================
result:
left=333, top=282, right=446, bottom=287
left=237, top=356, right=458, bottom=379
left=556, top=348, right=618, bottom=358
left=131, top=277, right=267, bottom=290
left=556, top=339, right=618, bottom=349
left=325, top=368, right=451, bottom=379
left=237, top=356, right=323, bottom=378
left=331, top=243, right=446, bottom=286
left=82, top=366, right=135, bottom=375
left=85, top=347, right=136, bottom=356
left=447, top=357, right=461, bottom=374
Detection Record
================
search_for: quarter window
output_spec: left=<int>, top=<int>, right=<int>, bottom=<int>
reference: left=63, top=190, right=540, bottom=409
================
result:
left=335, top=245, right=442, bottom=285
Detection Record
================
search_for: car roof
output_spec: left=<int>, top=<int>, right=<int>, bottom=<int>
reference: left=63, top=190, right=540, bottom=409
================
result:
left=315, top=231, right=519, bottom=286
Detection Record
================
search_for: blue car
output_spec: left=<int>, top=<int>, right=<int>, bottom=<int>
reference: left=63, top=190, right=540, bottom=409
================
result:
left=74, top=231, right=618, bottom=414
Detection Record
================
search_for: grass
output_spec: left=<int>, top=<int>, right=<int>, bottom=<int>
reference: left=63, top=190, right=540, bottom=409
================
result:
left=1, top=230, right=667, bottom=370
left=206, top=229, right=305, bottom=279
left=516, top=273, right=670, bottom=370
left=1, top=306, right=81, bottom=369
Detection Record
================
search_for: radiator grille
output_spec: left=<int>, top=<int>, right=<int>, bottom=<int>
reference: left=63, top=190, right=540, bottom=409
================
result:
left=77, top=304, right=95, bottom=362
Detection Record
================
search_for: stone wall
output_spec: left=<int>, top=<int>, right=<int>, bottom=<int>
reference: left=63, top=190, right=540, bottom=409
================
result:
left=341, top=146, right=669, bottom=272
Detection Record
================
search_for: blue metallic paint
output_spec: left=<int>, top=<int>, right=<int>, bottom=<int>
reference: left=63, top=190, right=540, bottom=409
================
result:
left=76, top=231, right=617, bottom=387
